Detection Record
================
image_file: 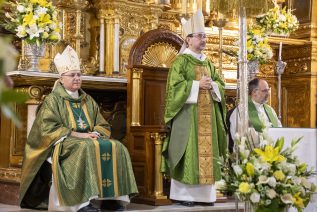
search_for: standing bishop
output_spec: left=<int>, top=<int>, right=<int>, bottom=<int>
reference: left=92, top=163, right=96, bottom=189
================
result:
left=161, top=10, right=228, bottom=206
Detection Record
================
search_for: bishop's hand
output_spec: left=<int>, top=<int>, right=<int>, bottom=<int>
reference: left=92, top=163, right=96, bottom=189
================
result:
left=71, top=131, right=100, bottom=139
left=199, top=76, right=212, bottom=90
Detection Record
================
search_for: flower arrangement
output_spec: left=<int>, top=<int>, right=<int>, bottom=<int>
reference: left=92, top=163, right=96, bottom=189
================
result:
left=256, top=6, right=299, bottom=36
left=3, top=0, right=61, bottom=45
left=219, top=131, right=316, bottom=212
left=247, top=27, right=273, bottom=64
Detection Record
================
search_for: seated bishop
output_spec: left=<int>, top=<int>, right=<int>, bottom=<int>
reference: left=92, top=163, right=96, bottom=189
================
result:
left=19, top=45, right=138, bottom=212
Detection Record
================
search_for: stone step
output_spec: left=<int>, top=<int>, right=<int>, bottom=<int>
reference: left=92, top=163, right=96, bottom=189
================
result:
left=0, top=202, right=245, bottom=212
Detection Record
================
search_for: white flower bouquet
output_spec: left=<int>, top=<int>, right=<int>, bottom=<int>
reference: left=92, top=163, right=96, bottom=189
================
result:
left=219, top=131, right=316, bottom=212
left=2, top=0, right=61, bottom=45
left=247, top=27, right=273, bottom=64
left=256, top=6, right=299, bottom=36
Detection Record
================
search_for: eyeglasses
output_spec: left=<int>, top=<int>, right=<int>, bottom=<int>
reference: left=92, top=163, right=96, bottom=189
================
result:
left=188, top=33, right=207, bottom=39
left=62, top=73, right=82, bottom=78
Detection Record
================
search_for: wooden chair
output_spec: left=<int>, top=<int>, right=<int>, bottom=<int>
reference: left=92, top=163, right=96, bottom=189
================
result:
left=126, top=29, right=183, bottom=205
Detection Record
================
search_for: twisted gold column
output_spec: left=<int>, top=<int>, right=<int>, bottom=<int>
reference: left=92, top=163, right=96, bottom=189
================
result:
left=105, top=11, right=115, bottom=75
left=131, top=68, right=142, bottom=126
left=75, top=9, right=82, bottom=56
left=150, top=132, right=167, bottom=199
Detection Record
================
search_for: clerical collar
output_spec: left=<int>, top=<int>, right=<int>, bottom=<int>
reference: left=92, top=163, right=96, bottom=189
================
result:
left=65, top=89, right=79, bottom=99
left=183, top=48, right=206, bottom=61
left=252, top=99, right=264, bottom=108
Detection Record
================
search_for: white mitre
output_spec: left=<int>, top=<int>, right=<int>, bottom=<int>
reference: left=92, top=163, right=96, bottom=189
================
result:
left=181, top=10, right=205, bottom=38
left=179, top=10, right=205, bottom=54
left=54, top=45, right=80, bottom=75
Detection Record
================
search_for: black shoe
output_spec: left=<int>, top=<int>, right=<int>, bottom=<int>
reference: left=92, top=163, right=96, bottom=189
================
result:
left=100, top=200, right=125, bottom=211
left=77, top=204, right=101, bottom=212
left=201, top=202, right=214, bottom=206
left=181, top=201, right=195, bottom=207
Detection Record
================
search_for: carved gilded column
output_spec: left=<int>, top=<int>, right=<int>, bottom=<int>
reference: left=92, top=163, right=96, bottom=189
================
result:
left=131, top=68, right=142, bottom=126
left=61, top=10, right=66, bottom=39
left=99, top=14, right=105, bottom=74
left=75, top=9, right=82, bottom=56
left=105, top=10, right=115, bottom=76
left=188, top=0, right=194, bottom=13
left=172, top=0, right=181, bottom=10
left=181, top=0, right=187, bottom=13
left=311, top=42, right=317, bottom=127
left=150, top=132, right=167, bottom=199
left=18, top=40, right=27, bottom=70
left=26, top=86, right=45, bottom=136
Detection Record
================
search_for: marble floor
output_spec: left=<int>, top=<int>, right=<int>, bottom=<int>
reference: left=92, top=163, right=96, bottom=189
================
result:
left=0, top=201, right=244, bottom=212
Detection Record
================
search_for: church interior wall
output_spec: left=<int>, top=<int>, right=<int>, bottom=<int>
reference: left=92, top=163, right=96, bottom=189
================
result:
left=0, top=0, right=316, bottom=205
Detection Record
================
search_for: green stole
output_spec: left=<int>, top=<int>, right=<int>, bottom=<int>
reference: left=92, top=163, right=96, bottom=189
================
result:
left=67, top=100, right=117, bottom=197
left=248, top=98, right=278, bottom=132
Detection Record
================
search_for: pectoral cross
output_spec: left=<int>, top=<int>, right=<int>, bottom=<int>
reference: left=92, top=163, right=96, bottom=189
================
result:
left=77, top=116, right=85, bottom=129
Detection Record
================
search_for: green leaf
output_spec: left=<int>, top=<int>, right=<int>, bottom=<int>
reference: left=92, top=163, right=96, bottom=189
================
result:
left=1, top=104, right=21, bottom=128
left=274, top=137, right=284, bottom=151
left=255, top=199, right=285, bottom=212
left=291, top=137, right=303, bottom=148
left=0, top=59, right=4, bottom=76
left=0, top=89, right=29, bottom=104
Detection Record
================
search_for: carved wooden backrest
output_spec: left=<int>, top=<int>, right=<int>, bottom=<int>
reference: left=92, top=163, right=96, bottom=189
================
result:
left=127, top=29, right=183, bottom=127
left=128, top=29, right=183, bottom=67
left=126, top=29, right=183, bottom=204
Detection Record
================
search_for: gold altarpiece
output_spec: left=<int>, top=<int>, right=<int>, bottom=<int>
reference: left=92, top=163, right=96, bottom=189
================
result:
left=0, top=0, right=316, bottom=205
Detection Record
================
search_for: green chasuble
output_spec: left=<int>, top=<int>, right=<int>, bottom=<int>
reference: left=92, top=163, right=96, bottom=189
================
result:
left=19, top=82, right=138, bottom=207
left=248, top=98, right=279, bottom=132
left=161, top=54, right=227, bottom=185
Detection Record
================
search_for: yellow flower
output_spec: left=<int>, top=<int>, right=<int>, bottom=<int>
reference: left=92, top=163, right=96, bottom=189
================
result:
left=273, top=170, right=285, bottom=181
left=47, top=2, right=53, bottom=8
left=254, top=145, right=285, bottom=163
left=293, top=193, right=304, bottom=208
left=246, top=163, right=255, bottom=177
left=54, top=26, right=61, bottom=33
left=42, top=32, right=49, bottom=39
left=23, top=12, right=36, bottom=26
left=252, top=28, right=262, bottom=36
left=30, top=0, right=48, bottom=6
left=239, top=182, right=251, bottom=194
left=48, top=32, right=60, bottom=41
left=38, top=14, right=52, bottom=28
left=38, top=0, right=48, bottom=7
left=247, top=39, right=252, bottom=48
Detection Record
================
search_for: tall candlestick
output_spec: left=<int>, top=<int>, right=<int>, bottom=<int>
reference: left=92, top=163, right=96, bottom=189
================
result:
left=278, top=42, right=282, bottom=60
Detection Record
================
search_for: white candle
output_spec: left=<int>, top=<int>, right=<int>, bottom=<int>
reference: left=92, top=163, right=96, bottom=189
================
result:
left=99, top=18, right=105, bottom=73
left=278, top=42, right=282, bottom=60
left=205, top=0, right=210, bottom=15
left=192, top=0, right=197, bottom=12
left=114, top=18, right=120, bottom=73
